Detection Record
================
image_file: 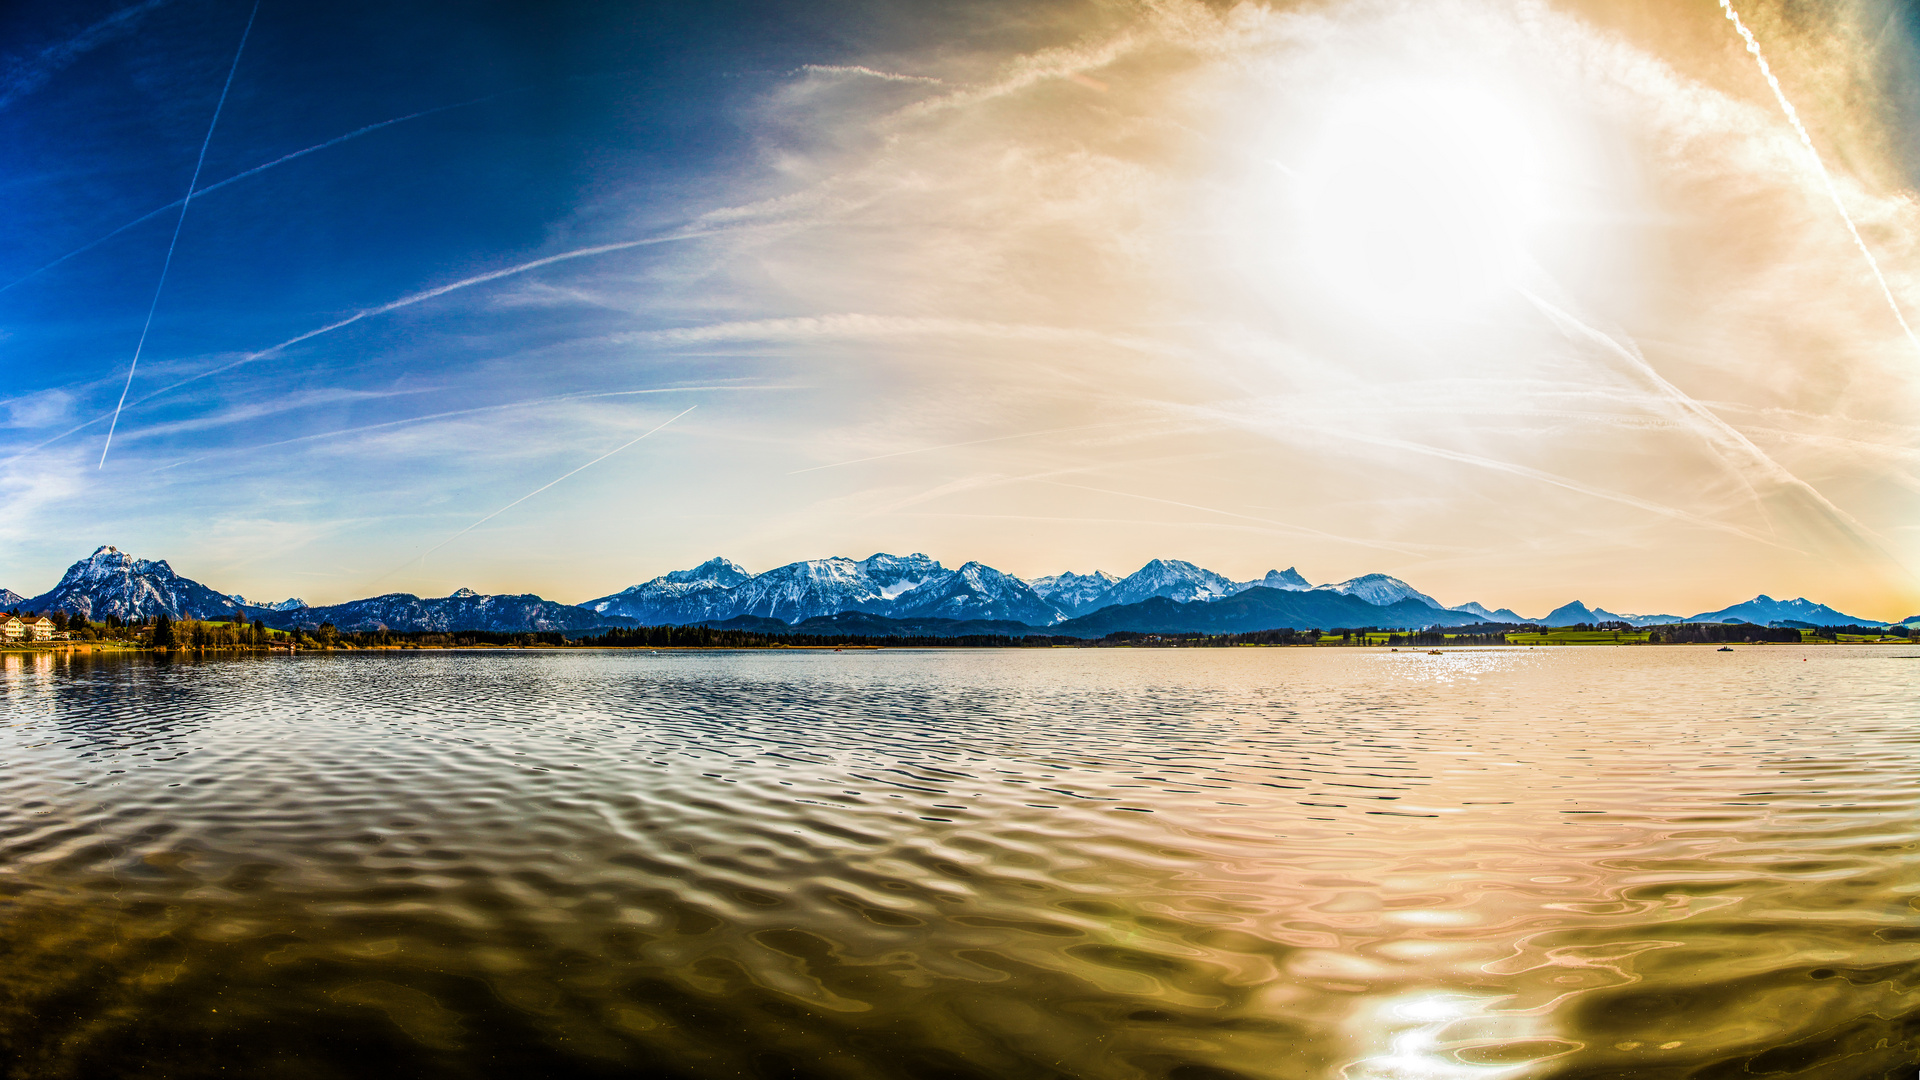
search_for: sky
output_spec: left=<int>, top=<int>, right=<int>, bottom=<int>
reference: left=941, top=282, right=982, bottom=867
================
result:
left=2, top=0, right=1918, bottom=619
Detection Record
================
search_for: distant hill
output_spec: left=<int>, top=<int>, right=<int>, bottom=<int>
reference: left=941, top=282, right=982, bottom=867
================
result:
left=1450, top=601, right=1527, bottom=622
left=701, top=612, right=1048, bottom=638
left=252, top=588, right=619, bottom=634
left=0, top=588, right=26, bottom=609
left=1535, top=601, right=1685, bottom=627
left=688, top=588, right=1488, bottom=640
left=1051, top=587, right=1487, bottom=636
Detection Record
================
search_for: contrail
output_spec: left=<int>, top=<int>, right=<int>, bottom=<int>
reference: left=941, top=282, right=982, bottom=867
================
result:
left=0, top=92, right=509, bottom=296
left=128, top=384, right=785, bottom=472
left=367, top=406, right=694, bottom=587
left=126, top=230, right=713, bottom=409
left=1521, top=287, right=1883, bottom=543
left=1719, top=0, right=1920, bottom=357
left=4, top=227, right=728, bottom=463
left=99, top=0, right=259, bottom=468
left=1324, top=427, right=1791, bottom=549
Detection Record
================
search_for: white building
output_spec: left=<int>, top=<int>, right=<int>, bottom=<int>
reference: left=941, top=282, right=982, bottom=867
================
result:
left=0, top=614, right=55, bottom=643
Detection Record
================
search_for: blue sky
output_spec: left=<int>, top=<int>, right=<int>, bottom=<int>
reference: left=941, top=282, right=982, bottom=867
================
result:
left=4, top=0, right=1919, bottom=619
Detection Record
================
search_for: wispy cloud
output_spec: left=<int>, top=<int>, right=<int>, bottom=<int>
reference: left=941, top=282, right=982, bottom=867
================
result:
left=367, top=406, right=695, bottom=587
left=798, top=64, right=943, bottom=85
left=619, top=313, right=1168, bottom=353
left=0, top=0, right=170, bottom=112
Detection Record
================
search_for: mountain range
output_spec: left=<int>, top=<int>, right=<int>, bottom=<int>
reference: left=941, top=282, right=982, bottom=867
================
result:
left=3, top=546, right=1905, bottom=636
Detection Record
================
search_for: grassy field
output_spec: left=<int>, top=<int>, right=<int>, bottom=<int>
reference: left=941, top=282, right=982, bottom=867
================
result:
left=1504, top=629, right=1654, bottom=645
left=0, top=640, right=145, bottom=654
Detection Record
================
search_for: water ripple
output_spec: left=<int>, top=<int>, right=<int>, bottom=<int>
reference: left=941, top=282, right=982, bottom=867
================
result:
left=0, top=646, right=1915, bottom=1078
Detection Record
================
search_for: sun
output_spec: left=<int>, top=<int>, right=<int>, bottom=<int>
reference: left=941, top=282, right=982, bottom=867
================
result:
left=1292, top=77, right=1550, bottom=323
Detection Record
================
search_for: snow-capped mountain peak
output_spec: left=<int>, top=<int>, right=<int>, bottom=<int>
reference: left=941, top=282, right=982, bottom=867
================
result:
left=889, top=561, right=1063, bottom=624
left=582, top=556, right=754, bottom=616
left=858, top=552, right=945, bottom=598
left=656, top=557, right=753, bottom=588
left=1028, top=570, right=1121, bottom=615
left=230, top=593, right=310, bottom=612
left=1314, top=573, right=1443, bottom=610
left=23, top=545, right=240, bottom=621
left=1104, top=559, right=1242, bottom=606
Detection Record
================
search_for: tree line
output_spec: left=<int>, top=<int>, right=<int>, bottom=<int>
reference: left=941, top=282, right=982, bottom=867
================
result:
left=1647, top=623, right=1802, bottom=643
left=10, top=608, right=1908, bottom=651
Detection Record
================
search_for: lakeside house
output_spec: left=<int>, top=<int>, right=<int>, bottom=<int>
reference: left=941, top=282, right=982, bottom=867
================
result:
left=0, top=614, right=55, bottom=643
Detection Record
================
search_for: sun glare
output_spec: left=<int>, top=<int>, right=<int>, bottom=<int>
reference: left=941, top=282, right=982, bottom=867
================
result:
left=1294, top=78, right=1548, bottom=323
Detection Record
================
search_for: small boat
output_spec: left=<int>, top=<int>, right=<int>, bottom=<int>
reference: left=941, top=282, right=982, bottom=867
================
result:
left=1717, top=646, right=1734, bottom=652
left=1427, top=649, right=1442, bottom=655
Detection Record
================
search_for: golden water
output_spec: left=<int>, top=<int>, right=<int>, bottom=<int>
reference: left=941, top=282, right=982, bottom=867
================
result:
left=0, top=647, right=1915, bottom=1078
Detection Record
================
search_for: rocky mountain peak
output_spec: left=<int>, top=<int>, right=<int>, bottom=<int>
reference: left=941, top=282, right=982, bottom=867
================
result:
left=1105, top=558, right=1241, bottom=607
left=1314, top=573, right=1443, bottom=610
left=1255, top=567, right=1310, bottom=590
left=27, top=546, right=236, bottom=621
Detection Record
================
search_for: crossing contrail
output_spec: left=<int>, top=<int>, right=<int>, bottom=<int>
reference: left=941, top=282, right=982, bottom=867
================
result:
left=99, top=0, right=259, bottom=468
left=368, top=406, right=695, bottom=587
left=1719, top=0, right=1920, bottom=358
left=5, top=226, right=727, bottom=464
left=0, top=92, right=509, bottom=296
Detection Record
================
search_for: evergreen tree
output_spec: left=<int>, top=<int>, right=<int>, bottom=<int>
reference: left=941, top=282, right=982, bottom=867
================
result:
left=152, top=615, right=176, bottom=649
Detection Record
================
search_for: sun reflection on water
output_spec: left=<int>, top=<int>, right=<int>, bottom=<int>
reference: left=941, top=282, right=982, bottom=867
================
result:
left=1341, top=991, right=1576, bottom=1080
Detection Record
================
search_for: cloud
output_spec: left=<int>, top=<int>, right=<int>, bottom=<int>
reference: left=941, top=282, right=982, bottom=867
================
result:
left=0, top=0, right=170, bottom=112
left=797, top=64, right=943, bottom=85
left=0, top=447, right=86, bottom=544
left=607, top=0, right=1919, bottom=609
left=1, top=390, right=74, bottom=429
left=616, top=313, right=1168, bottom=353
left=18, top=0, right=1918, bottom=616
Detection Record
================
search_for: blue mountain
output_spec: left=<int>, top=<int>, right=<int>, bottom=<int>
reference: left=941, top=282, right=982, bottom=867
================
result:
left=1688, top=595, right=1884, bottom=627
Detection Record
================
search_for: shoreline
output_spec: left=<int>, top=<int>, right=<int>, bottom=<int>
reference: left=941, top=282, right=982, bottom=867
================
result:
left=7, top=638, right=1913, bottom=656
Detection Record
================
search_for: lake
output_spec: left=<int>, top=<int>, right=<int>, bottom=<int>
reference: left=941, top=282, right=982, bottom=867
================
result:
left=0, top=646, right=1915, bottom=1079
